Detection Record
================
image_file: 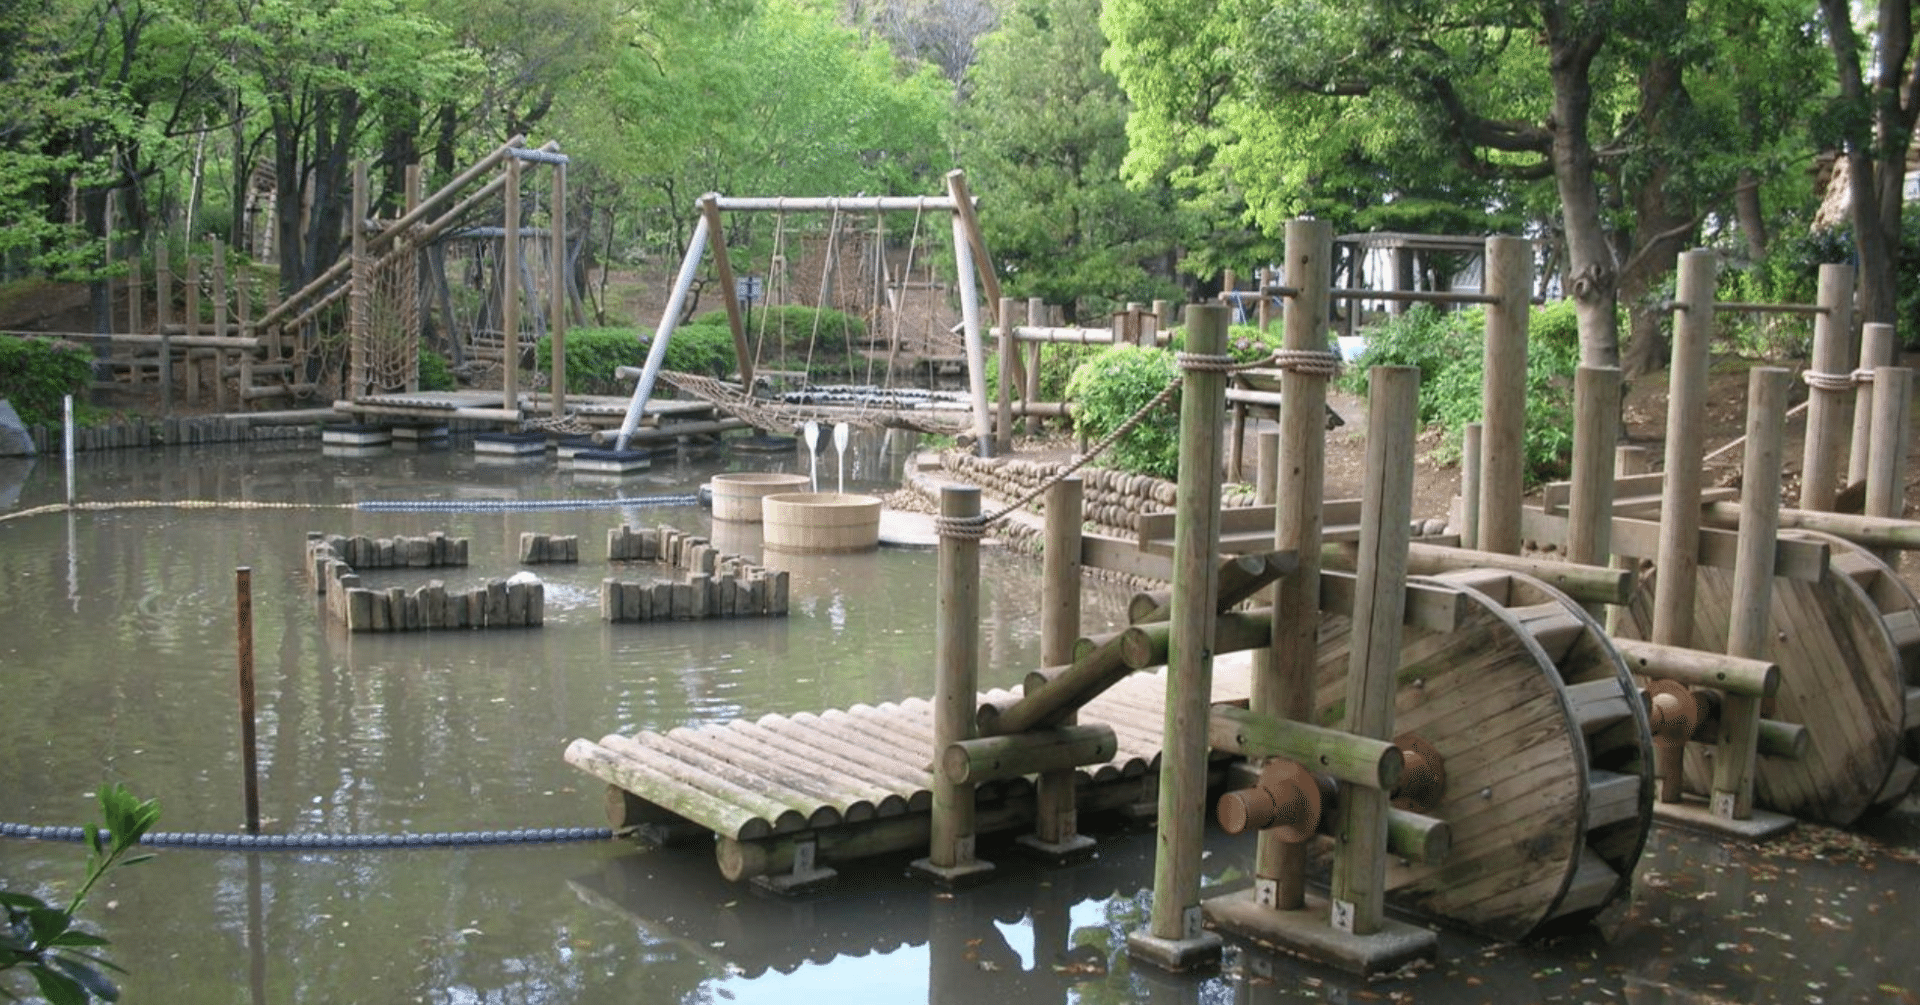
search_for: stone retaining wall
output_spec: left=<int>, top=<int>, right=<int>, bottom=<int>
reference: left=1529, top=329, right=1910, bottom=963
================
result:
left=26, top=416, right=318, bottom=454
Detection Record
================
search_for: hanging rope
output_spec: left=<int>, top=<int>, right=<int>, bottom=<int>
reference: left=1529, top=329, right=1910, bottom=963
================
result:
left=804, top=207, right=842, bottom=383
left=886, top=203, right=924, bottom=379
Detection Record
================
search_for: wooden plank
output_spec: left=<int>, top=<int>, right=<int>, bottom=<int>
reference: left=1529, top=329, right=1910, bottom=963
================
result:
left=1585, top=770, right=1643, bottom=829
left=1550, top=851, right=1621, bottom=917
left=1136, top=499, right=1363, bottom=548
left=1521, top=507, right=1829, bottom=582
left=565, top=738, right=779, bottom=840
left=613, top=732, right=835, bottom=831
left=730, top=718, right=924, bottom=811
left=1567, top=680, right=1636, bottom=735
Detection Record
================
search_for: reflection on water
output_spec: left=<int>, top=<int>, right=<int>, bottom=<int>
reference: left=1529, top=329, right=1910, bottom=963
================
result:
left=3, top=433, right=1920, bottom=1004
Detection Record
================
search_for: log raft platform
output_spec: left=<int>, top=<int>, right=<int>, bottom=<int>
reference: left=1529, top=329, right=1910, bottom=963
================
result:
left=330, top=390, right=718, bottom=430
left=565, top=661, right=1253, bottom=888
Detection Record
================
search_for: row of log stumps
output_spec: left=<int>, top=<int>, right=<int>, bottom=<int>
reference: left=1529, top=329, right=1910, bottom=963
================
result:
left=603, top=523, right=790, bottom=623
left=304, top=532, right=544, bottom=632
left=520, top=533, right=580, bottom=563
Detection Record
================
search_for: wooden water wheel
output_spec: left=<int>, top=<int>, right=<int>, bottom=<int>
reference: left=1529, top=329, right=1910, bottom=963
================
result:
left=1305, top=568, right=1654, bottom=940
left=1616, top=529, right=1917, bottom=824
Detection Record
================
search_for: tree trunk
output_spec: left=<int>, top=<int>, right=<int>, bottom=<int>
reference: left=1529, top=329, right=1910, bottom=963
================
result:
left=1619, top=52, right=1697, bottom=379
left=1545, top=21, right=1618, bottom=369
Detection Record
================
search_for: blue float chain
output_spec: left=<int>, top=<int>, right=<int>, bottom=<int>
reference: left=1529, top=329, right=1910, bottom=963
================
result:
left=0, top=821, right=613, bottom=850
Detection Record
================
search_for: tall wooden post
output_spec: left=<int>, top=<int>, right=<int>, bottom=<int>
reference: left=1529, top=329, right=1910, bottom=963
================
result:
left=700, top=193, right=747, bottom=397
left=127, top=257, right=143, bottom=337
left=1021, top=477, right=1093, bottom=857
left=403, top=164, right=423, bottom=392
left=1650, top=249, right=1715, bottom=802
left=1256, top=267, right=1273, bottom=331
left=156, top=243, right=173, bottom=415
left=550, top=157, right=569, bottom=411
left=1800, top=263, right=1856, bottom=511
left=1567, top=366, right=1623, bottom=588
left=502, top=156, right=522, bottom=411
left=212, top=238, right=230, bottom=412
left=1255, top=430, right=1280, bottom=507
left=1128, top=303, right=1229, bottom=971
left=1716, top=367, right=1790, bottom=819
left=1460, top=423, right=1483, bottom=550
left=1848, top=322, right=1896, bottom=486
left=1866, top=365, right=1913, bottom=568
left=1024, top=297, right=1045, bottom=434
left=996, top=296, right=1016, bottom=455
left=1257, top=219, right=1332, bottom=911
left=914, top=485, right=993, bottom=883
left=1477, top=236, right=1531, bottom=555
left=184, top=253, right=202, bottom=404
left=1606, top=445, right=1652, bottom=637
left=1330, top=365, right=1420, bottom=935
left=350, top=162, right=370, bottom=400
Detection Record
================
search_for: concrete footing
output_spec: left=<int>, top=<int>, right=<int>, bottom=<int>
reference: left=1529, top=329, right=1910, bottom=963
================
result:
left=1125, top=926, right=1224, bottom=973
left=391, top=423, right=449, bottom=441
left=322, top=423, right=392, bottom=446
left=1653, top=797, right=1796, bottom=840
left=474, top=431, right=548, bottom=456
left=907, top=856, right=996, bottom=888
left=1014, top=833, right=1096, bottom=861
left=1202, top=890, right=1436, bottom=978
left=572, top=448, right=651, bottom=474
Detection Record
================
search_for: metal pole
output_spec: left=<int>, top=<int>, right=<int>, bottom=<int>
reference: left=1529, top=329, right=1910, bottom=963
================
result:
left=614, top=213, right=711, bottom=451
left=236, top=567, right=261, bottom=834
left=63, top=394, right=75, bottom=505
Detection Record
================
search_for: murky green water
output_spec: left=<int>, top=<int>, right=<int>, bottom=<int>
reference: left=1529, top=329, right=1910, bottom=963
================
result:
left=4, top=434, right=1919, bottom=1004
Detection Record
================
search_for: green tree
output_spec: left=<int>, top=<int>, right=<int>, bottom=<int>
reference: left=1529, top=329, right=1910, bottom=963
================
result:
left=1818, top=0, right=1920, bottom=341
left=1102, top=0, right=1825, bottom=374
left=950, top=0, right=1183, bottom=320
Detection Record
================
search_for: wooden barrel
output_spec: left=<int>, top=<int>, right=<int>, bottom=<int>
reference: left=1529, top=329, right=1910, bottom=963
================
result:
left=1617, top=529, right=1914, bottom=824
left=1309, top=569, right=1653, bottom=940
left=710, top=472, right=812, bottom=523
left=762, top=492, right=883, bottom=554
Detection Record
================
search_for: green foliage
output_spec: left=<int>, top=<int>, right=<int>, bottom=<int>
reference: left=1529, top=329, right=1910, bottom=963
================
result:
left=2, top=784, right=160, bottom=1005
left=1168, top=323, right=1283, bottom=364
left=951, top=0, right=1186, bottom=320
left=1720, top=216, right=1920, bottom=351
left=535, top=322, right=745, bottom=395
left=417, top=342, right=456, bottom=392
left=1345, top=302, right=1580, bottom=484
left=1063, top=345, right=1181, bottom=479
left=534, top=328, right=646, bottom=396
left=0, top=335, right=95, bottom=428
left=690, top=305, right=865, bottom=356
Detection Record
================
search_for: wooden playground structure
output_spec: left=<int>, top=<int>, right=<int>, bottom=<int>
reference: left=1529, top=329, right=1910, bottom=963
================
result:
left=566, top=217, right=1920, bottom=977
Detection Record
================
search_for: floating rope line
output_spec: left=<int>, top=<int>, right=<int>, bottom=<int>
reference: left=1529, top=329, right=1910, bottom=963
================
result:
left=357, top=495, right=698, bottom=513
left=1, top=494, right=703, bottom=524
left=0, top=820, right=611, bottom=850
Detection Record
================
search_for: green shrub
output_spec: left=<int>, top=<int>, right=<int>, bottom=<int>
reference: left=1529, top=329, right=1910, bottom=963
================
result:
left=535, top=327, right=648, bottom=396
left=418, top=342, right=456, bottom=391
left=1166, top=322, right=1285, bottom=364
left=691, top=304, right=865, bottom=355
left=534, top=324, right=741, bottom=396
left=0, top=335, right=94, bottom=427
left=1064, top=345, right=1182, bottom=479
left=1342, top=301, right=1580, bottom=484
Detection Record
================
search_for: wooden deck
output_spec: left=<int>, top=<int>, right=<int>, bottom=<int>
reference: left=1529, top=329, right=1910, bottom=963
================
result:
left=566, top=661, right=1253, bottom=882
left=333, top=391, right=717, bottom=427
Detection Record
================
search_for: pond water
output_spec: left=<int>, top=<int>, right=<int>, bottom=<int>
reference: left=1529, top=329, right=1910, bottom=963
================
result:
left=3, top=433, right=1919, bottom=1004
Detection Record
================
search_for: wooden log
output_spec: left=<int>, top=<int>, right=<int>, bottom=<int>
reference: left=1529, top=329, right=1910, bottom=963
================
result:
left=1258, top=218, right=1334, bottom=909
left=1209, top=705, right=1404, bottom=792
left=940, top=725, right=1117, bottom=785
left=1610, top=639, right=1778, bottom=698
left=1323, top=540, right=1631, bottom=606
left=1701, top=503, right=1920, bottom=550
left=565, top=739, right=782, bottom=841
left=924, top=485, right=987, bottom=875
left=1460, top=423, right=1483, bottom=550
left=1758, top=719, right=1809, bottom=760
left=1521, top=507, right=1828, bottom=582
left=1567, top=365, right=1622, bottom=617
left=1127, top=551, right=1297, bottom=624
left=1653, top=249, right=1716, bottom=654
left=1034, top=476, right=1087, bottom=849
left=1329, top=365, right=1420, bottom=936
left=1800, top=263, right=1856, bottom=511
left=1849, top=322, right=1897, bottom=485
left=1478, top=236, right=1531, bottom=554
left=1866, top=367, right=1911, bottom=529
left=1716, top=366, right=1790, bottom=818
left=1144, top=302, right=1230, bottom=946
